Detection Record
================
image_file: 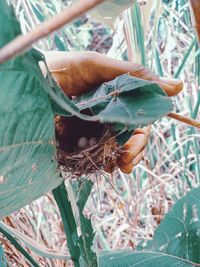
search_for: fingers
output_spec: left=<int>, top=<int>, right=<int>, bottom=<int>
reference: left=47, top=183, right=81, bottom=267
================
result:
left=132, top=149, right=145, bottom=166
left=157, top=77, right=183, bottom=97
left=126, top=63, right=183, bottom=97
left=93, top=55, right=183, bottom=97
left=121, top=133, right=148, bottom=164
left=118, top=126, right=151, bottom=174
left=41, top=51, right=100, bottom=96
left=119, top=149, right=145, bottom=174
left=119, top=161, right=133, bottom=174
left=121, top=127, right=150, bottom=163
left=42, top=51, right=183, bottom=97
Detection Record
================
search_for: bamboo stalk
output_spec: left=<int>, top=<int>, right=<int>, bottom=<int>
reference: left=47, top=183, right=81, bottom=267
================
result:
left=167, top=112, right=200, bottom=129
left=0, top=0, right=105, bottom=64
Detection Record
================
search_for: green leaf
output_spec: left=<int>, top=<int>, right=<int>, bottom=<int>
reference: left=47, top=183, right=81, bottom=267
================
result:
left=54, top=33, right=66, bottom=51
left=139, top=187, right=200, bottom=263
left=30, top=2, right=45, bottom=22
left=53, top=183, right=81, bottom=267
left=0, top=1, right=21, bottom=48
left=0, top=245, right=6, bottom=267
left=174, top=38, right=197, bottom=78
left=0, top=2, right=61, bottom=218
left=77, top=180, right=97, bottom=267
left=99, top=250, right=195, bottom=267
left=53, top=180, right=97, bottom=267
left=74, top=74, right=173, bottom=130
left=131, top=1, right=146, bottom=66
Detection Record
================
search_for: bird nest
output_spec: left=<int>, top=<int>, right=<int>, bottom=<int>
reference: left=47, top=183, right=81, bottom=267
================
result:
left=55, top=116, right=123, bottom=177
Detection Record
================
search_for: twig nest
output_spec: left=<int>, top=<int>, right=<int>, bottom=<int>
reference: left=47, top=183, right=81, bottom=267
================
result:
left=55, top=116, right=123, bottom=177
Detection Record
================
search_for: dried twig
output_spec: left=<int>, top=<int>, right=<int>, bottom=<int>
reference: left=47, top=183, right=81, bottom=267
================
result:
left=190, top=0, right=200, bottom=42
left=167, top=112, right=200, bottom=129
left=0, top=0, right=105, bottom=63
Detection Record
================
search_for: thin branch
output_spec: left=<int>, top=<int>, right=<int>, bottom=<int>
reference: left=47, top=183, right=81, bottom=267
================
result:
left=0, top=0, right=106, bottom=64
left=167, top=112, right=200, bottom=129
left=190, top=0, right=200, bottom=42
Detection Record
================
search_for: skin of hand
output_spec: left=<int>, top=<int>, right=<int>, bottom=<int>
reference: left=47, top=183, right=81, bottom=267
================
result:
left=41, top=51, right=183, bottom=174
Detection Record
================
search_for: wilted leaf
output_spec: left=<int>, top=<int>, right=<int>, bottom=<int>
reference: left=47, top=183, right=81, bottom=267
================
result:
left=0, top=2, right=61, bottom=218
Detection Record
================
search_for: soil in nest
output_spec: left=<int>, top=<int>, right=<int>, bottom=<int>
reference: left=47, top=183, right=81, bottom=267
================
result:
left=55, top=116, right=123, bottom=177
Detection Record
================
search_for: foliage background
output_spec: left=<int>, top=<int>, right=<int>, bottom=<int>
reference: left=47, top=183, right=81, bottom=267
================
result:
left=1, top=0, right=200, bottom=266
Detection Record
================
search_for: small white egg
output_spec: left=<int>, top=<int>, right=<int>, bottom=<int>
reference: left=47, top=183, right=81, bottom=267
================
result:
left=77, top=137, right=89, bottom=150
left=89, top=137, right=98, bottom=146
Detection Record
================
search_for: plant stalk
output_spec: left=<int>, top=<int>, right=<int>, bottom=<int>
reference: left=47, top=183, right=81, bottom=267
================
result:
left=167, top=112, right=200, bottom=129
left=0, top=0, right=105, bottom=64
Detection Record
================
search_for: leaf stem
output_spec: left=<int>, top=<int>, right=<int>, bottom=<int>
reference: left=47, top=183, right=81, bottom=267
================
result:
left=0, top=0, right=105, bottom=63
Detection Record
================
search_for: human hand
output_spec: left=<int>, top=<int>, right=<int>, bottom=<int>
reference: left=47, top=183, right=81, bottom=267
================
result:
left=42, top=51, right=183, bottom=173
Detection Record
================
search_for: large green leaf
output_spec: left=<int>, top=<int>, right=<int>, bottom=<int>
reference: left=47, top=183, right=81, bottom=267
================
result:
left=99, top=187, right=200, bottom=266
left=99, top=250, right=195, bottom=266
left=0, top=2, right=61, bottom=218
left=74, top=74, right=173, bottom=131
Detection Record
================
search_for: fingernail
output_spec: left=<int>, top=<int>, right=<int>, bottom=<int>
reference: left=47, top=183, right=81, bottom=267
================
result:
left=160, top=77, right=182, bottom=85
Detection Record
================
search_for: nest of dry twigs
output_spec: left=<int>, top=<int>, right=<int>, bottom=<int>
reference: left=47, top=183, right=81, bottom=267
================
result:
left=56, top=119, right=123, bottom=177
